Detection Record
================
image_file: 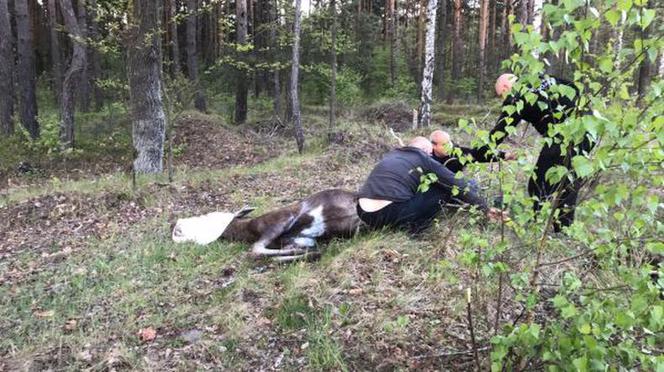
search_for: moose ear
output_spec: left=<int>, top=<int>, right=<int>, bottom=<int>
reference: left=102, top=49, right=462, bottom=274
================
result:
left=234, top=206, right=255, bottom=218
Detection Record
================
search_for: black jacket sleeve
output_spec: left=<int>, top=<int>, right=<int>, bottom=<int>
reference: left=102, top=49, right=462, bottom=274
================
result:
left=422, top=155, right=488, bottom=211
left=475, top=95, right=522, bottom=162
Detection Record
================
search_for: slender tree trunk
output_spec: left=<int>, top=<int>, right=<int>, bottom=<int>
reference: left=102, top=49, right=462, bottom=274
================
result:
left=235, top=0, right=248, bottom=123
left=531, top=0, right=542, bottom=58
left=388, top=0, right=396, bottom=85
left=488, top=0, right=496, bottom=76
left=76, top=0, right=91, bottom=112
left=502, top=0, right=512, bottom=62
left=58, top=0, right=86, bottom=149
left=168, top=0, right=181, bottom=75
left=127, top=0, right=166, bottom=173
left=46, top=0, right=63, bottom=105
left=436, top=0, right=448, bottom=100
left=291, top=0, right=304, bottom=153
left=416, top=0, right=426, bottom=82
left=186, top=0, right=207, bottom=112
left=328, top=0, right=337, bottom=137
left=518, top=0, right=527, bottom=25
left=15, top=0, right=40, bottom=138
left=88, top=0, right=103, bottom=110
left=636, top=0, right=654, bottom=104
left=418, top=0, right=438, bottom=127
left=270, top=0, right=281, bottom=118
left=448, top=0, right=463, bottom=103
left=477, top=0, right=488, bottom=101
left=0, top=0, right=13, bottom=135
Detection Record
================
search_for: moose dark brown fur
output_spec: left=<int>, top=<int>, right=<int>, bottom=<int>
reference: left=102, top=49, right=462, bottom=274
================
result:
left=221, top=189, right=361, bottom=261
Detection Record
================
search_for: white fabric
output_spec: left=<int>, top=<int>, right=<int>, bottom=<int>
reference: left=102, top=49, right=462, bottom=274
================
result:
left=172, top=212, right=236, bottom=245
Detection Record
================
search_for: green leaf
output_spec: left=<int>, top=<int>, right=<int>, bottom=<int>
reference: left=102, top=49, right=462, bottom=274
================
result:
left=641, top=9, right=655, bottom=30
left=598, top=57, right=613, bottom=73
left=617, top=0, right=632, bottom=11
left=572, top=156, right=593, bottom=178
left=573, top=356, right=588, bottom=372
left=579, top=323, right=591, bottom=335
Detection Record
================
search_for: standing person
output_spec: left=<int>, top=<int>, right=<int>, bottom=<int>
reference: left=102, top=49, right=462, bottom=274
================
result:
left=477, top=73, right=594, bottom=231
left=357, top=137, right=506, bottom=233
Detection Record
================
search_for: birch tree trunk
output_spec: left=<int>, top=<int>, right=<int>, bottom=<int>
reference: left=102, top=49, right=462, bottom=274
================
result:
left=477, top=0, right=489, bottom=101
left=127, top=0, right=166, bottom=173
left=186, top=0, right=207, bottom=112
left=46, top=0, right=63, bottom=105
left=328, top=0, right=337, bottom=136
left=235, top=0, right=248, bottom=123
left=291, top=0, right=305, bottom=153
left=15, top=0, right=40, bottom=138
left=418, top=0, right=438, bottom=127
left=58, top=0, right=86, bottom=149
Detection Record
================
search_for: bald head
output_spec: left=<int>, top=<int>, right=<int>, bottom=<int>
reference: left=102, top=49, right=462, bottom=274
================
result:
left=408, top=136, right=433, bottom=155
left=495, top=73, right=517, bottom=97
left=430, top=130, right=452, bottom=157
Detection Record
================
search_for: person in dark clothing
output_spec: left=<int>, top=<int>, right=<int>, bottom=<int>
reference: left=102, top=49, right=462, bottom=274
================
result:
left=357, top=137, right=506, bottom=233
left=476, top=73, right=594, bottom=231
left=429, top=130, right=516, bottom=174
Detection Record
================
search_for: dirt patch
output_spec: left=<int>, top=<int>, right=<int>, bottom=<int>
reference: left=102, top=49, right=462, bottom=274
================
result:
left=362, top=101, right=415, bottom=132
left=173, top=112, right=283, bottom=169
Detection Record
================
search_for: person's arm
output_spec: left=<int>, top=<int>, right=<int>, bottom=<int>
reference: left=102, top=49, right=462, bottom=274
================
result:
left=459, top=146, right=506, bottom=163
left=422, top=156, right=488, bottom=211
left=474, top=96, right=522, bottom=162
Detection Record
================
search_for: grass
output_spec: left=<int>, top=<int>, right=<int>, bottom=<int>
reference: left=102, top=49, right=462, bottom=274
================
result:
left=1, top=102, right=641, bottom=370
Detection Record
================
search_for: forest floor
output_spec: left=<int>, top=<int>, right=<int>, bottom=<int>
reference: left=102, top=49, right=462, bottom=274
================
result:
left=0, top=102, right=595, bottom=370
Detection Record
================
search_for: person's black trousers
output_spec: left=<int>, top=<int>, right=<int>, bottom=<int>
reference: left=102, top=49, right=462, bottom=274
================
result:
left=528, top=135, right=594, bottom=232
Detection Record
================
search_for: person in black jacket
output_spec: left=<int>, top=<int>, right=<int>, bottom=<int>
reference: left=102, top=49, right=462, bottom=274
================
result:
left=477, top=73, right=594, bottom=231
left=430, top=130, right=516, bottom=174
left=357, top=137, right=506, bottom=233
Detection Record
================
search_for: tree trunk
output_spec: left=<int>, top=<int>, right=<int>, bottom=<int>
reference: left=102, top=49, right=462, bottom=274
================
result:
left=636, top=0, right=653, bottom=104
left=127, top=0, right=166, bottom=173
left=0, top=0, right=13, bottom=135
left=15, top=0, right=40, bottom=138
left=186, top=0, right=207, bottom=112
left=518, top=0, right=527, bottom=25
left=436, top=0, right=448, bottom=100
left=416, top=0, right=426, bottom=82
left=270, top=0, right=281, bottom=118
left=235, top=0, right=248, bottom=123
left=418, top=0, right=438, bottom=127
left=168, top=0, right=181, bottom=75
left=46, top=0, right=63, bottom=105
left=76, top=0, right=91, bottom=112
left=291, top=0, right=304, bottom=153
left=88, top=0, right=103, bottom=109
left=387, top=0, right=396, bottom=85
left=448, top=0, right=463, bottom=103
left=477, top=0, right=488, bottom=101
left=328, top=0, right=337, bottom=137
left=488, top=0, right=496, bottom=76
left=58, top=0, right=86, bottom=149
left=502, top=0, right=512, bottom=62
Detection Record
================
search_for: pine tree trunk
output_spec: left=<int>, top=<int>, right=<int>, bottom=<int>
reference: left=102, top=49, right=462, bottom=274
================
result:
left=502, top=0, right=512, bottom=62
left=636, top=3, right=652, bottom=105
left=168, top=0, right=181, bottom=75
left=328, top=0, right=337, bottom=137
left=235, top=0, right=248, bottom=123
left=449, top=0, right=463, bottom=103
left=46, top=0, right=63, bottom=105
left=518, top=0, right=527, bottom=25
left=270, top=0, right=281, bottom=118
left=416, top=0, right=426, bottom=82
left=387, top=0, right=396, bottom=85
left=436, top=0, right=448, bottom=100
left=186, top=0, right=207, bottom=112
left=127, top=0, right=166, bottom=173
left=58, top=0, right=86, bottom=149
left=76, top=0, right=91, bottom=112
left=418, top=0, right=438, bottom=127
left=15, top=0, right=40, bottom=138
left=0, top=0, right=13, bottom=135
left=291, top=0, right=304, bottom=153
left=88, top=0, right=103, bottom=109
left=477, top=0, right=488, bottom=101
left=488, top=0, right=496, bottom=76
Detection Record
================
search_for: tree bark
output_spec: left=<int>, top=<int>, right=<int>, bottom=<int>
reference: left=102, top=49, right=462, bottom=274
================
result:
left=418, top=0, right=438, bottom=127
left=449, top=0, right=463, bottom=103
left=416, top=0, right=427, bottom=82
left=46, top=0, right=63, bottom=105
left=15, top=0, right=40, bottom=138
left=387, top=0, right=396, bottom=85
left=436, top=0, right=448, bottom=100
left=186, top=0, right=207, bottom=112
left=270, top=0, right=281, bottom=118
left=477, top=0, right=489, bottom=101
left=291, top=0, right=304, bottom=153
left=88, top=0, right=103, bottom=110
left=58, top=0, right=86, bottom=149
left=167, top=0, right=181, bottom=75
left=76, top=0, right=91, bottom=112
left=127, top=0, right=166, bottom=173
left=636, top=0, right=653, bottom=104
left=488, top=0, right=496, bottom=76
left=0, top=0, right=13, bottom=135
left=328, top=0, right=337, bottom=137
left=518, top=0, right=527, bottom=26
left=235, top=0, right=248, bottom=123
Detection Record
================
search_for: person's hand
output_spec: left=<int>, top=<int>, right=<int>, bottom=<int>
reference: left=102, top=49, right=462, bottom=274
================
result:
left=487, top=207, right=510, bottom=223
left=504, top=151, right=517, bottom=161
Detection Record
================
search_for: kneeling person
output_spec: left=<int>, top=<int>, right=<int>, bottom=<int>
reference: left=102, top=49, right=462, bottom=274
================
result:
left=357, top=137, right=504, bottom=233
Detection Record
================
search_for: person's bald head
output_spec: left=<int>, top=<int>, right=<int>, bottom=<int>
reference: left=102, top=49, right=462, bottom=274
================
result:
left=430, top=130, right=452, bottom=157
left=408, top=136, right=433, bottom=155
left=495, top=73, right=517, bottom=97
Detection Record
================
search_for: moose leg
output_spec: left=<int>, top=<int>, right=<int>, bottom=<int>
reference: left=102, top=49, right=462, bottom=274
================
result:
left=272, top=250, right=322, bottom=263
left=250, top=217, right=311, bottom=257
